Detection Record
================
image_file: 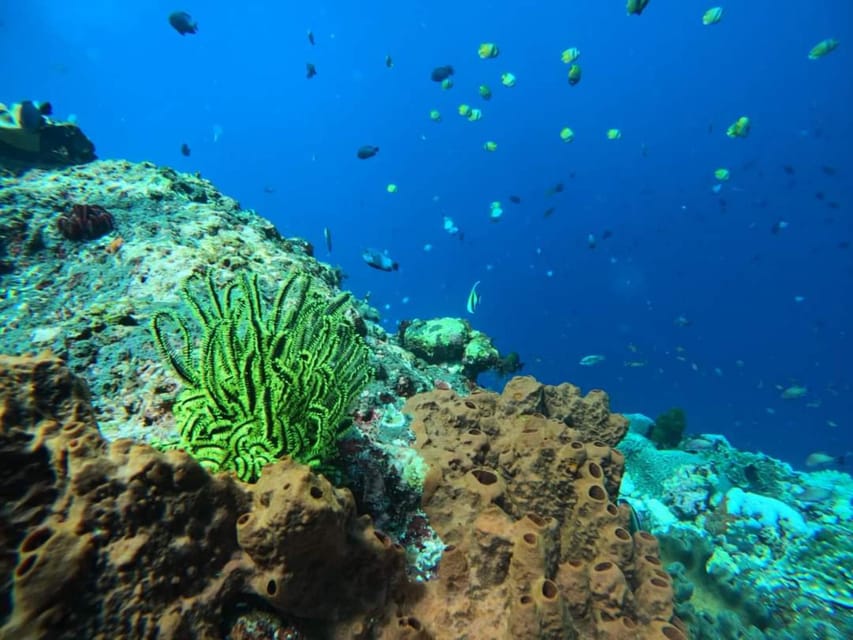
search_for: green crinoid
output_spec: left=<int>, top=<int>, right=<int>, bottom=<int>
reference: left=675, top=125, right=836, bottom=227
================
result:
left=150, top=269, right=371, bottom=482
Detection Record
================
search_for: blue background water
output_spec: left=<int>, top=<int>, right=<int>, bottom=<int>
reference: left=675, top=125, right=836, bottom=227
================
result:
left=3, top=1, right=851, bottom=468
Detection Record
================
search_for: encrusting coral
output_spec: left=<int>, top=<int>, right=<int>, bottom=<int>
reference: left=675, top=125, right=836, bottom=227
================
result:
left=150, top=269, right=371, bottom=481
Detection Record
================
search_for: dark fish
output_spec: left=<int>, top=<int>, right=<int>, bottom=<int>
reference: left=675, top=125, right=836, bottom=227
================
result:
left=546, top=182, right=564, bottom=196
left=168, top=11, right=198, bottom=36
left=357, top=145, right=379, bottom=159
left=815, top=191, right=825, bottom=200
left=17, top=101, right=45, bottom=131
left=307, top=30, right=315, bottom=45
left=430, top=65, right=454, bottom=82
left=362, top=249, right=398, bottom=272
left=821, top=165, right=837, bottom=176
left=385, top=54, right=393, bottom=68
left=782, top=164, right=795, bottom=175
left=543, top=207, right=556, bottom=218
left=37, top=101, right=52, bottom=116
left=306, top=62, right=317, bottom=79
left=263, top=185, right=275, bottom=194
left=827, top=201, right=841, bottom=209
left=771, top=219, right=788, bottom=235
left=838, top=241, right=850, bottom=249
left=180, top=142, right=191, bottom=157
left=617, top=499, right=643, bottom=534
left=601, top=229, right=613, bottom=240
left=509, top=195, right=521, bottom=204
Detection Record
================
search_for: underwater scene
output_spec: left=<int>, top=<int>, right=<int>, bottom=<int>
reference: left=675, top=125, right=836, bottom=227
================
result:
left=0, top=1, right=851, bottom=639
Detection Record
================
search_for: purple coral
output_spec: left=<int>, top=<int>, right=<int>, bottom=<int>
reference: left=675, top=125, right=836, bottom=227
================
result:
left=56, top=204, right=116, bottom=241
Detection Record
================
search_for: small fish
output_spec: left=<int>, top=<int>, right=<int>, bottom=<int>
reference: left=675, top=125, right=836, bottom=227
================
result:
left=546, top=182, right=565, bottom=196
left=623, top=360, right=647, bottom=368
left=681, top=435, right=719, bottom=454
left=673, top=315, right=692, bottom=327
left=430, top=65, right=454, bottom=82
left=509, top=195, right=522, bottom=204
left=466, top=280, right=481, bottom=314
left=323, top=227, right=332, bottom=253
left=443, top=216, right=460, bottom=236
left=821, top=165, right=837, bottom=176
left=579, top=354, right=605, bottom=366
left=726, top=116, right=751, bottom=139
left=180, top=142, right=191, bottom=157
left=307, top=30, right=315, bottom=45
left=306, top=62, right=317, bottom=79
left=362, top=248, right=398, bottom=272
left=587, top=233, right=597, bottom=249
left=168, top=11, right=198, bottom=36
left=543, top=207, right=556, bottom=218
left=808, top=38, right=839, bottom=60
left=795, top=485, right=833, bottom=503
left=771, top=219, right=789, bottom=234
left=780, top=385, right=807, bottom=400
left=702, top=7, right=723, bottom=25
left=805, top=452, right=845, bottom=469
left=616, top=498, right=643, bottom=533
left=626, top=0, right=651, bottom=16
left=783, top=164, right=795, bottom=175
left=357, top=145, right=379, bottom=159
left=385, top=54, right=393, bottom=68
left=601, top=229, right=613, bottom=240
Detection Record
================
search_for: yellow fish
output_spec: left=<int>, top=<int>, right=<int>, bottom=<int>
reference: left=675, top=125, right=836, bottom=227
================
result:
left=561, top=47, right=580, bottom=64
left=478, top=43, right=500, bottom=59
left=808, top=38, right=839, bottom=60
left=702, top=7, right=723, bottom=26
left=726, top=116, right=750, bottom=138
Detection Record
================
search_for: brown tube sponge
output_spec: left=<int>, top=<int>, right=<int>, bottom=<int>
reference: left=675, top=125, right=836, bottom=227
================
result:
left=588, top=560, right=629, bottom=619
left=634, top=576, right=675, bottom=622
left=533, top=578, right=571, bottom=638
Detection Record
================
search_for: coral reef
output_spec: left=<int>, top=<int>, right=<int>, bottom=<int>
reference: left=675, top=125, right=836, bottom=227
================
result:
left=620, top=421, right=853, bottom=639
left=0, top=158, right=681, bottom=639
left=0, top=354, right=682, bottom=639
left=0, top=159, right=475, bottom=448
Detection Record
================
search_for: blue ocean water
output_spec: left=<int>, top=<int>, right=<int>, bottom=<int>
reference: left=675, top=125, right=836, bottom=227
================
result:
left=2, top=1, right=850, bottom=468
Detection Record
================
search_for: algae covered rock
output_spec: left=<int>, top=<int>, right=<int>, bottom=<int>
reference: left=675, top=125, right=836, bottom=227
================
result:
left=0, top=102, right=96, bottom=170
left=402, top=317, right=500, bottom=378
